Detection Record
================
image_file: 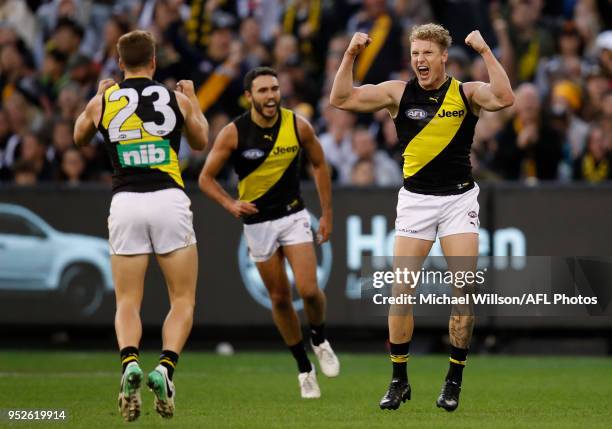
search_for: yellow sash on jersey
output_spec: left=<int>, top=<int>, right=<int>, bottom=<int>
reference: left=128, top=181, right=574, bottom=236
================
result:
left=238, top=108, right=300, bottom=202
left=403, top=79, right=468, bottom=178
left=355, top=14, right=391, bottom=82
left=101, top=84, right=184, bottom=187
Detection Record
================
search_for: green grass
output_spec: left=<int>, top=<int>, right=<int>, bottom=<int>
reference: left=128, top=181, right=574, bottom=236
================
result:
left=1, top=351, right=611, bottom=428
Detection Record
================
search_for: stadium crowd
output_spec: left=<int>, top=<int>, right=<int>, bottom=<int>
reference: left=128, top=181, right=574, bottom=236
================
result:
left=0, top=0, right=611, bottom=187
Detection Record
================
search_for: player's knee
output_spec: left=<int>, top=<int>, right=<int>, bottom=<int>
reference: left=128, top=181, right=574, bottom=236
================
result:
left=269, top=290, right=292, bottom=309
left=300, top=287, right=321, bottom=303
left=170, top=296, right=195, bottom=316
left=116, top=299, right=141, bottom=313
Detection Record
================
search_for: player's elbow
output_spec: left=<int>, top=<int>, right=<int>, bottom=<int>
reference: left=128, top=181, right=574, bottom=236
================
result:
left=73, top=130, right=87, bottom=147
left=198, top=170, right=212, bottom=193
left=329, top=93, right=350, bottom=110
left=498, top=91, right=515, bottom=109
left=196, top=135, right=208, bottom=151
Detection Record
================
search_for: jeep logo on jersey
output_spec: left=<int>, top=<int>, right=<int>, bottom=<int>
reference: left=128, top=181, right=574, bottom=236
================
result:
left=438, top=109, right=465, bottom=118
left=242, top=148, right=265, bottom=160
left=238, top=211, right=332, bottom=310
left=117, top=140, right=170, bottom=167
left=272, top=145, right=298, bottom=156
left=405, top=109, right=428, bottom=120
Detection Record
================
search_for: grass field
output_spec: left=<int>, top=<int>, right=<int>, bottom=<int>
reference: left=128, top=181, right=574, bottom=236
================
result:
left=1, top=351, right=611, bottom=428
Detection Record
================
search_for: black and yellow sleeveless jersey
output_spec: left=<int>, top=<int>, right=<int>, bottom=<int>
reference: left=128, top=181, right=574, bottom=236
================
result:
left=231, top=108, right=304, bottom=224
left=98, top=77, right=185, bottom=194
left=394, top=76, right=478, bottom=195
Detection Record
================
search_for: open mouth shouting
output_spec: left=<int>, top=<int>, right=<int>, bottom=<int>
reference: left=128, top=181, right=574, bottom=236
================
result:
left=417, top=65, right=430, bottom=80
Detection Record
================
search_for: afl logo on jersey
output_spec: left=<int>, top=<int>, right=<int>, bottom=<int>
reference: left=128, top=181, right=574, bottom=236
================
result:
left=405, top=109, right=428, bottom=120
left=242, top=148, right=265, bottom=160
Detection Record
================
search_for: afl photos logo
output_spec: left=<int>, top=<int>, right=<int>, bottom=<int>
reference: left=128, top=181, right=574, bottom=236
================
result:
left=405, top=109, right=428, bottom=120
left=238, top=211, right=333, bottom=310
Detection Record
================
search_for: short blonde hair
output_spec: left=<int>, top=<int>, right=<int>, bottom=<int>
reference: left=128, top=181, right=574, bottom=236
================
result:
left=409, top=23, right=452, bottom=51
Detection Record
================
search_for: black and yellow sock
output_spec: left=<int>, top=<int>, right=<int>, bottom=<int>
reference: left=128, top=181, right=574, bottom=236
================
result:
left=390, top=341, right=410, bottom=381
left=289, top=340, right=313, bottom=373
left=120, top=346, right=139, bottom=373
left=310, top=323, right=326, bottom=346
left=159, top=350, right=179, bottom=380
left=446, top=345, right=468, bottom=385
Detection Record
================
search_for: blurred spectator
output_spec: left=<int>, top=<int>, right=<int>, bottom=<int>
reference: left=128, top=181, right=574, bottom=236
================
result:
left=351, top=158, right=375, bottom=187
left=346, top=0, right=403, bottom=84
left=446, top=47, right=472, bottom=82
left=38, top=48, right=69, bottom=108
left=535, top=21, right=589, bottom=96
left=184, top=0, right=238, bottom=50
left=595, top=30, right=612, bottom=79
left=0, top=40, right=34, bottom=106
left=601, top=90, right=612, bottom=137
left=194, top=18, right=246, bottom=117
left=19, top=132, right=53, bottom=181
left=273, top=34, right=299, bottom=71
left=93, top=15, right=131, bottom=82
left=239, top=17, right=270, bottom=70
left=573, top=125, right=612, bottom=182
left=48, top=119, right=74, bottom=172
left=492, top=83, right=562, bottom=181
left=47, top=17, right=85, bottom=62
left=0, top=0, right=37, bottom=51
left=58, top=146, right=86, bottom=185
left=574, top=0, right=603, bottom=56
left=377, top=114, right=403, bottom=166
left=280, top=0, right=332, bottom=75
left=495, top=0, right=555, bottom=85
left=582, top=67, right=610, bottom=121
left=56, top=83, right=85, bottom=122
left=549, top=80, right=589, bottom=162
left=321, top=34, right=349, bottom=95
left=319, top=107, right=356, bottom=182
left=12, top=159, right=38, bottom=185
left=0, top=108, right=12, bottom=179
left=347, top=127, right=402, bottom=187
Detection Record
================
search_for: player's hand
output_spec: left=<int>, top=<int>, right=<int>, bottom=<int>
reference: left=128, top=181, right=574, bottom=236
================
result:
left=465, top=30, right=489, bottom=55
left=176, top=80, right=196, bottom=98
left=346, top=32, right=372, bottom=58
left=316, top=214, right=332, bottom=244
left=96, top=79, right=115, bottom=95
left=227, top=200, right=259, bottom=219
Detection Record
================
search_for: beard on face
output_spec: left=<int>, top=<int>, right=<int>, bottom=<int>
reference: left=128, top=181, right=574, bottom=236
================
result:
left=252, top=97, right=280, bottom=119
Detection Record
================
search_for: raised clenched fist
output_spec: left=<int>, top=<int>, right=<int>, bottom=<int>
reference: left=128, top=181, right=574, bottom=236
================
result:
left=465, top=30, right=489, bottom=55
left=176, top=80, right=196, bottom=97
left=346, top=32, right=372, bottom=58
left=96, top=79, right=115, bottom=96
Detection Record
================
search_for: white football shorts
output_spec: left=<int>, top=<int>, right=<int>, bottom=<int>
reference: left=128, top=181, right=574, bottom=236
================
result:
left=243, top=209, right=313, bottom=262
left=108, top=188, right=196, bottom=255
left=395, top=183, right=480, bottom=241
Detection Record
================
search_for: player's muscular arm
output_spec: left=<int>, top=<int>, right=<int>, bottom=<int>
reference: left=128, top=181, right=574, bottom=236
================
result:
left=297, top=116, right=332, bottom=243
left=463, top=30, right=515, bottom=114
left=74, top=79, right=114, bottom=146
left=330, top=32, right=404, bottom=116
left=175, top=80, right=209, bottom=150
left=198, top=124, right=258, bottom=219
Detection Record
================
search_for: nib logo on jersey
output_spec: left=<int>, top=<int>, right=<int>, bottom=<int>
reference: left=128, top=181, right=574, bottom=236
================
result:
left=118, top=140, right=171, bottom=167
left=238, top=211, right=333, bottom=310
